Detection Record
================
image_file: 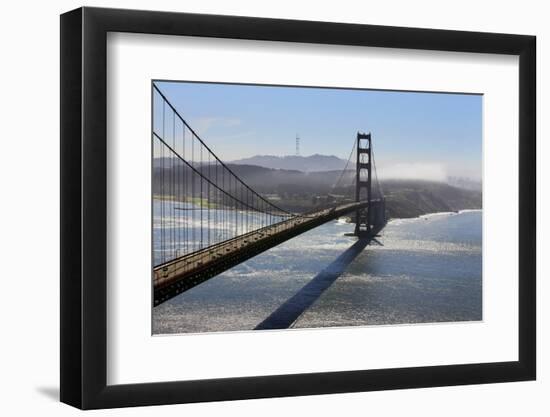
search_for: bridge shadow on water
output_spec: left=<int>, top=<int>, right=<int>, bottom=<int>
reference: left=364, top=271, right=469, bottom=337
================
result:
left=254, top=228, right=383, bottom=331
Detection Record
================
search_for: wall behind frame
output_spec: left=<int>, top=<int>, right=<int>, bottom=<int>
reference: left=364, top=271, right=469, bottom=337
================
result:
left=0, top=0, right=545, bottom=416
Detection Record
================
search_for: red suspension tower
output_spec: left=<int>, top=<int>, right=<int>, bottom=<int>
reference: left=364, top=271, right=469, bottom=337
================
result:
left=354, top=132, right=372, bottom=237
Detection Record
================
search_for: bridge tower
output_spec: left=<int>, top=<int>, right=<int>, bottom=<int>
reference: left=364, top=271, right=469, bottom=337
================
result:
left=354, top=132, right=372, bottom=237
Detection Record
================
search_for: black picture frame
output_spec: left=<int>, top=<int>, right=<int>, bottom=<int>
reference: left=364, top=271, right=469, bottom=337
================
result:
left=60, top=6, right=536, bottom=410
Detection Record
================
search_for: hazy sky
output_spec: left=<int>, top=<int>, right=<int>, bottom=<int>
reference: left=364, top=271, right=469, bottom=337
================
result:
left=154, top=81, right=482, bottom=181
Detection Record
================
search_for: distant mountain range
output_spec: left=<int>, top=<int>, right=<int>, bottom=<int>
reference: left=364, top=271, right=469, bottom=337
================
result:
left=153, top=154, right=481, bottom=192
left=230, top=154, right=350, bottom=172
left=153, top=162, right=481, bottom=218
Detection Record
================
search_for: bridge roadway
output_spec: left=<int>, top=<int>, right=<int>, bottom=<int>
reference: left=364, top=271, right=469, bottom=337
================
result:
left=153, top=200, right=373, bottom=306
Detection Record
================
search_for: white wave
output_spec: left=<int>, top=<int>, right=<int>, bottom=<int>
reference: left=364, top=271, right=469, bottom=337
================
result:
left=388, top=211, right=457, bottom=226
left=370, top=238, right=481, bottom=254
left=420, top=211, right=457, bottom=218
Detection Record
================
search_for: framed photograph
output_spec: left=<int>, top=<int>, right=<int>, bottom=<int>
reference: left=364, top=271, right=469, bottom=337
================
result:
left=60, top=6, right=536, bottom=409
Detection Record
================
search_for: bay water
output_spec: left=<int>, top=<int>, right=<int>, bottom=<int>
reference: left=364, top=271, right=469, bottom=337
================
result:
left=153, top=210, right=482, bottom=334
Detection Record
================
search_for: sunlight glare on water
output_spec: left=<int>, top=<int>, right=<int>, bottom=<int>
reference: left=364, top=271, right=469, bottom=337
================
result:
left=153, top=210, right=482, bottom=334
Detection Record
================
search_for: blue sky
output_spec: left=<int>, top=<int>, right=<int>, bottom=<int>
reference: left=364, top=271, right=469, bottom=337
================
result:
left=154, top=81, right=482, bottom=181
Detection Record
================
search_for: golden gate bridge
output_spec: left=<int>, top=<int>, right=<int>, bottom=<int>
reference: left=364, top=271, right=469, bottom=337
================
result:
left=152, top=84, right=386, bottom=306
